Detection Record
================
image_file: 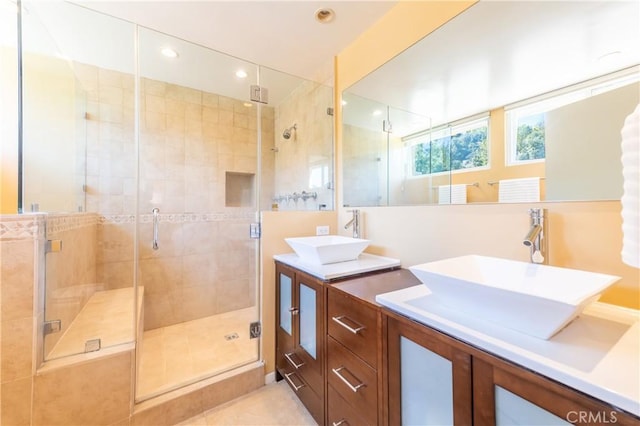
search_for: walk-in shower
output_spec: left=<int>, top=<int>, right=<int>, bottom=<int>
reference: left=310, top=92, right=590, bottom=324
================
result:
left=12, top=0, right=334, bottom=410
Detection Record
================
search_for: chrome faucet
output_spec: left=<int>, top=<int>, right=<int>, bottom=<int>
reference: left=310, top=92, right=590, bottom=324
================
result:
left=344, top=209, right=360, bottom=238
left=523, top=208, right=548, bottom=264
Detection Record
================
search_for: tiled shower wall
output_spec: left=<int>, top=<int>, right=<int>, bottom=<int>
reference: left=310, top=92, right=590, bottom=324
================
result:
left=273, top=79, right=333, bottom=211
left=74, top=61, right=274, bottom=330
left=0, top=215, right=42, bottom=425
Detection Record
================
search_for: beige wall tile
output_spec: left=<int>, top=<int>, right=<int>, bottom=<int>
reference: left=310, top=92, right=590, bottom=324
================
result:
left=1, top=377, right=32, bottom=426
left=1, top=317, right=34, bottom=382
left=33, top=351, right=132, bottom=426
left=1, top=240, right=34, bottom=321
left=200, top=367, right=263, bottom=412
left=132, top=389, right=203, bottom=426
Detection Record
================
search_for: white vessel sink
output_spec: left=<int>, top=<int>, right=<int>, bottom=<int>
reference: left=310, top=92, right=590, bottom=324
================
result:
left=409, top=255, right=620, bottom=339
left=285, top=235, right=370, bottom=265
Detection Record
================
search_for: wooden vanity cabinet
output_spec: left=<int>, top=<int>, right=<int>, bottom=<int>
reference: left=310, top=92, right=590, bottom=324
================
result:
left=472, top=351, right=639, bottom=426
left=384, top=308, right=640, bottom=426
left=275, top=261, right=325, bottom=424
left=327, top=269, right=418, bottom=426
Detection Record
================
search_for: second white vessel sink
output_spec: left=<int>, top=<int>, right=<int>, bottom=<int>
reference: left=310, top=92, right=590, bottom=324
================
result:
left=285, top=235, right=370, bottom=265
left=409, top=255, right=620, bottom=339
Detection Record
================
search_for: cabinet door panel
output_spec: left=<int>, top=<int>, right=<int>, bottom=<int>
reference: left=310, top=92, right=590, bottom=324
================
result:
left=296, top=275, right=324, bottom=378
left=495, top=386, right=570, bottom=425
left=299, top=282, right=317, bottom=358
left=400, top=335, right=453, bottom=425
left=279, top=272, right=293, bottom=336
left=388, top=316, right=472, bottom=426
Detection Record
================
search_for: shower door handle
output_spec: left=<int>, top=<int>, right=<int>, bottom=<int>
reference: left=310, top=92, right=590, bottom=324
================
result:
left=152, top=208, right=160, bottom=250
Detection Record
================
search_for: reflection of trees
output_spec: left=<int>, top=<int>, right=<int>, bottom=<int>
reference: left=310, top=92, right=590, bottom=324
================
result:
left=413, top=128, right=488, bottom=175
left=517, top=121, right=546, bottom=160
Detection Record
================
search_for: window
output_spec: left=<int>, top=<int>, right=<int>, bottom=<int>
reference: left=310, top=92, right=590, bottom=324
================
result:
left=505, top=70, right=639, bottom=166
left=407, top=116, right=489, bottom=177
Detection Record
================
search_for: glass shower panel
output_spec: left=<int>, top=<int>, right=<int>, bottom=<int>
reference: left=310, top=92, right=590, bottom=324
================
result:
left=259, top=67, right=335, bottom=211
left=341, top=92, right=389, bottom=207
left=21, top=1, right=138, bottom=361
left=136, top=27, right=261, bottom=401
left=387, top=106, right=435, bottom=205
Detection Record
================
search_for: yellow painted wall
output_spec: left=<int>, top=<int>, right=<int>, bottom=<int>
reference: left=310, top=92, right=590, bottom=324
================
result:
left=335, top=1, right=639, bottom=310
left=1, top=46, right=19, bottom=214
left=260, top=210, right=337, bottom=375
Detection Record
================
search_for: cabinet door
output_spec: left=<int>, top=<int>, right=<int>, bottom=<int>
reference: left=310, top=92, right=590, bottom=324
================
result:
left=387, top=316, right=472, bottom=425
left=296, top=273, right=324, bottom=377
left=276, top=264, right=301, bottom=375
left=473, top=357, right=638, bottom=426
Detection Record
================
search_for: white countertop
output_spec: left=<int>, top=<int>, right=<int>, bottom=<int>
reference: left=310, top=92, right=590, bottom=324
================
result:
left=274, top=252, right=401, bottom=280
left=376, top=284, right=640, bottom=417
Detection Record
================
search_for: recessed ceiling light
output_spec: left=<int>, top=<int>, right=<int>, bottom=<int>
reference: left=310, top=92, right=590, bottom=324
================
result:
left=236, top=69, right=248, bottom=79
left=160, top=47, right=178, bottom=59
left=315, top=8, right=335, bottom=24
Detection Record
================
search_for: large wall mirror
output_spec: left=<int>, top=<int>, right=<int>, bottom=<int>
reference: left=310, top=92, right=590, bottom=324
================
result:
left=342, top=1, right=640, bottom=207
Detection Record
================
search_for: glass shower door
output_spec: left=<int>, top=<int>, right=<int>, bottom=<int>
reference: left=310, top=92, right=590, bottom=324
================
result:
left=135, top=27, right=262, bottom=400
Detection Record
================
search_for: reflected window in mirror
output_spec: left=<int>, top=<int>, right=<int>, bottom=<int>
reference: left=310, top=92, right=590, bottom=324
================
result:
left=407, top=115, right=489, bottom=177
left=506, top=69, right=640, bottom=167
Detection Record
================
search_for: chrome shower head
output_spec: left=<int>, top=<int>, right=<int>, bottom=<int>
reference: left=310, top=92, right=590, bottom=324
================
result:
left=282, top=124, right=297, bottom=140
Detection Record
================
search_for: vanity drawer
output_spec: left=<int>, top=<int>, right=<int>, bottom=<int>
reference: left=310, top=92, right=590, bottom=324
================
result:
left=327, top=337, right=378, bottom=425
left=328, top=384, right=371, bottom=426
left=328, top=287, right=378, bottom=368
left=278, top=365, right=323, bottom=425
left=278, top=348, right=323, bottom=398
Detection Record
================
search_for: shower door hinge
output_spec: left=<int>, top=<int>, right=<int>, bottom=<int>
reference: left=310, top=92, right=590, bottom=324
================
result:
left=250, top=85, right=269, bottom=104
left=45, top=239, right=63, bottom=254
left=43, top=320, right=62, bottom=336
left=383, top=119, right=393, bottom=133
left=250, top=222, right=261, bottom=239
left=250, top=321, right=261, bottom=339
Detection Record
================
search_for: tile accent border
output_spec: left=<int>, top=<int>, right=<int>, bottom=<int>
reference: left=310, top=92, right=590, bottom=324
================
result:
left=0, top=214, right=46, bottom=241
left=46, top=213, right=99, bottom=236
left=101, top=210, right=256, bottom=225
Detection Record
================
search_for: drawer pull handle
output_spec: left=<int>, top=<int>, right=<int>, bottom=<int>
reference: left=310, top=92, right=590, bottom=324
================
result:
left=332, top=366, right=366, bottom=393
left=284, top=352, right=305, bottom=369
left=332, top=420, right=349, bottom=426
left=284, top=372, right=305, bottom=392
left=332, top=315, right=365, bottom=334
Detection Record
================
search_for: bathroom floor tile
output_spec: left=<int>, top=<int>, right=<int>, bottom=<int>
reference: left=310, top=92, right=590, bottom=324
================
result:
left=174, top=381, right=317, bottom=426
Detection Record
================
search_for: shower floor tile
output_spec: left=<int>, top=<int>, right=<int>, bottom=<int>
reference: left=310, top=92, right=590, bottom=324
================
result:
left=174, top=380, right=317, bottom=426
left=137, top=306, right=259, bottom=400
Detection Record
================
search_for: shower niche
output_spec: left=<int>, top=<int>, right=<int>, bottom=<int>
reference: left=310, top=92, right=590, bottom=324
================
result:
left=226, top=171, right=255, bottom=208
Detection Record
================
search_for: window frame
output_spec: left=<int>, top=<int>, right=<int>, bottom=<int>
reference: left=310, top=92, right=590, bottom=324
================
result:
left=404, top=114, right=490, bottom=179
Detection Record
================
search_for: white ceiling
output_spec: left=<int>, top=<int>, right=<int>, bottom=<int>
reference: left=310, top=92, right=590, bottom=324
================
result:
left=72, top=0, right=397, bottom=83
